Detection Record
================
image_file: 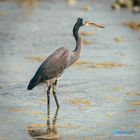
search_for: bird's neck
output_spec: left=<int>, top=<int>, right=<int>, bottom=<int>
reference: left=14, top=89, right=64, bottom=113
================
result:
left=67, top=24, right=83, bottom=67
left=73, top=24, right=83, bottom=53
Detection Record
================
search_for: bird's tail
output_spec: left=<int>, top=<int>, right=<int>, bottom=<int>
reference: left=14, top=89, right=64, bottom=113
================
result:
left=27, top=77, right=38, bottom=90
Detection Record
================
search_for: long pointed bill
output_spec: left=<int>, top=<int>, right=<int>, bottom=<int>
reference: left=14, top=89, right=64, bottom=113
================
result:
left=84, top=21, right=105, bottom=28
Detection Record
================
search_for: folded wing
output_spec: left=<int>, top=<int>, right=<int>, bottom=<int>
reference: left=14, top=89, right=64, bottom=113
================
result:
left=27, top=47, right=71, bottom=90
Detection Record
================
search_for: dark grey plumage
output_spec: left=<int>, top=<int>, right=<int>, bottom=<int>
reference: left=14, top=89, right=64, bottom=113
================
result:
left=27, top=18, right=83, bottom=90
left=27, top=48, right=71, bottom=90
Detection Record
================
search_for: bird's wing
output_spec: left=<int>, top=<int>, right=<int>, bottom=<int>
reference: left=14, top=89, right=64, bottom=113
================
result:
left=33, top=47, right=71, bottom=84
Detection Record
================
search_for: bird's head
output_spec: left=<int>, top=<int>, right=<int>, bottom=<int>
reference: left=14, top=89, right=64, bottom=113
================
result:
left=76, top=18, right=105, bottom=29
left=76, top=18, right=84, bottom=27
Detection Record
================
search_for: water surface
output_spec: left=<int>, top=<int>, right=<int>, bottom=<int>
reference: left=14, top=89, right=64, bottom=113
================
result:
left=0, top=0, right=140, bottom=140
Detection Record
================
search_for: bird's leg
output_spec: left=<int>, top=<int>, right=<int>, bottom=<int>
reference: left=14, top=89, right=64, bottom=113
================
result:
left=47, top=86, right=51, bottom=112
left=46, top=102, right=51, bottom=134
left=53, top=108, right=59, bottom=126
left=52, top=108, right=59, bottom=134
left=52, top=80, right=59, bottom=108
left=53, top=87, right=59, bottom=108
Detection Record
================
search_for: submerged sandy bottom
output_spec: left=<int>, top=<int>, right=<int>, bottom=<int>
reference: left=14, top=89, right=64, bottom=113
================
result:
left=0, top=0, right=140, bottom=140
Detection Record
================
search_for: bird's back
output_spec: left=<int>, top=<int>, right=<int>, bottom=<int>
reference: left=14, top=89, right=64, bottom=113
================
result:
left=27, top=47, right=71, bottom=90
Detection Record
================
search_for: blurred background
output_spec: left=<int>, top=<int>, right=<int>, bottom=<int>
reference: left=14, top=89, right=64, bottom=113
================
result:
left=0, top=0, right=140, bottom=140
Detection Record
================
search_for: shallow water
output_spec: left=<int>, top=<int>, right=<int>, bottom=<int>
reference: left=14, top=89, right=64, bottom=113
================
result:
left=0, top=0, right=140, bottom=140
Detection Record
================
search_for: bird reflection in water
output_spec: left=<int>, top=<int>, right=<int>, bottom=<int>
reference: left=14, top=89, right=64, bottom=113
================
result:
left=27, top=108, right=60, bottom=140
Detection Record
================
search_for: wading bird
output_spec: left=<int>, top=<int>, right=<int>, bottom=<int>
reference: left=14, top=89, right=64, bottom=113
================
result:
left=27, top=18, right=104, bottom=109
